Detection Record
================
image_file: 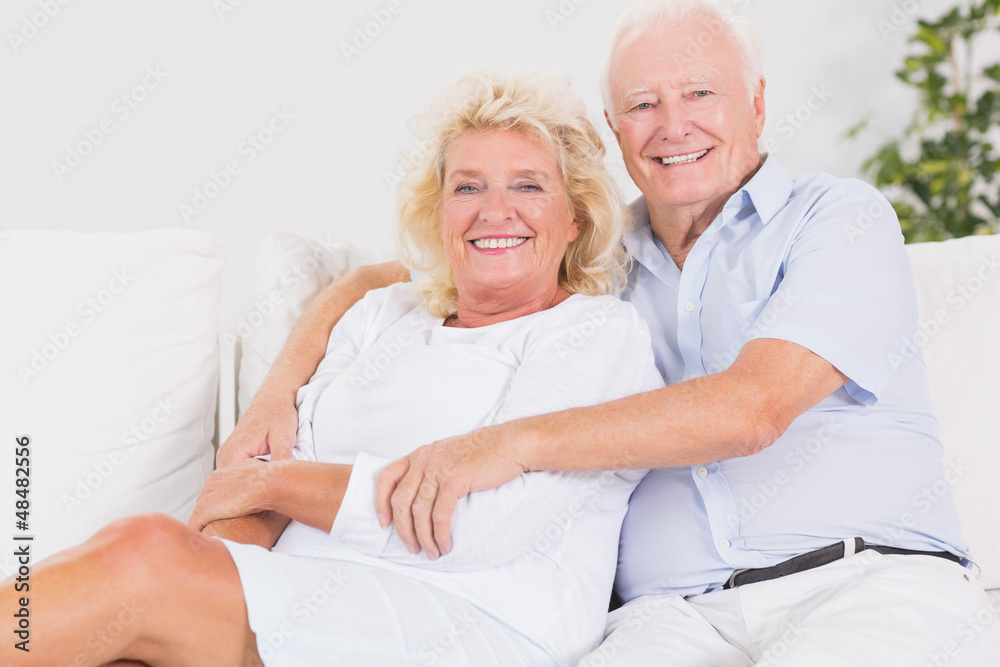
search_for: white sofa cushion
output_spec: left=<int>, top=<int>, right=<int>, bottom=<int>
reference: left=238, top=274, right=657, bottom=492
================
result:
left=236, top=232, right=391, bottom=418
left=0, top=229, right=225, bottom=566
left=906, top=235, right=1000, bottom=589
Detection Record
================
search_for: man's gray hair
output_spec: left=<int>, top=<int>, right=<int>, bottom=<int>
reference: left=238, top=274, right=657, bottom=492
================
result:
left=600, top=0, right=766, bottom=129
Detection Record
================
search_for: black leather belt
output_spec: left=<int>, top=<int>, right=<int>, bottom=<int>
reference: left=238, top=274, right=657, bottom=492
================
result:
left=723, top=537, right=962, bottom=589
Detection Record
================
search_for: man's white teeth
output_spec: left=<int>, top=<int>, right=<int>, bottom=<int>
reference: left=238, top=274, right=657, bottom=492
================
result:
left=659, top=149, right=709, bottom=166
left=472, top=237, right=528, bottom=250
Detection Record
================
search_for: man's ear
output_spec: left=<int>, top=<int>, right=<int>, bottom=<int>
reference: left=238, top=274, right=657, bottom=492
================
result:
left=605, top=109, right=623, bottom=148
left=754, top=77, right=766, bottom=138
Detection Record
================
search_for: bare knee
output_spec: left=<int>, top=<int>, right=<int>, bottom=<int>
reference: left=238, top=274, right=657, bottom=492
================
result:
left=91, top=513, right=202, bottom=579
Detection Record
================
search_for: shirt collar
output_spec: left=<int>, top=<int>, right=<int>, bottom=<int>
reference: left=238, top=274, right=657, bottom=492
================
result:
left=737, top=154, right=792, bottom=226
left=624, top=155, right=793, bottom=258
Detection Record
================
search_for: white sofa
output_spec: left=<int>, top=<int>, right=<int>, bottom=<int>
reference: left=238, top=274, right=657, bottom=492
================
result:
left=1, top=229, right=997, bottom=610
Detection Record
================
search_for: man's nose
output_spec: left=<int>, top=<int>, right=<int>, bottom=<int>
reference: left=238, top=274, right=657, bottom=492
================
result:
left=655, top=99, right=691, bottom=142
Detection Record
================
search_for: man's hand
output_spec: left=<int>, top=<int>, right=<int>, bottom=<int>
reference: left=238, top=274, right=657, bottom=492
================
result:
left=374, top=423, right=530, bottom=559
left=216, top=392, right=298, bottom=468
left=189, top=458, right=276, bottom=532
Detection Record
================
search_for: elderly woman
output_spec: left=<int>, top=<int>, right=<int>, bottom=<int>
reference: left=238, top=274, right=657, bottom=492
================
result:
left=1, top=67, right=661, bottom=666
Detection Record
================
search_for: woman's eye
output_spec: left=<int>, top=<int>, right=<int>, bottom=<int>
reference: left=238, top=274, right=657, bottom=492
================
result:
left=455, top=184, right=478, bottom=194
left=516, top=183, right=541, bottom=192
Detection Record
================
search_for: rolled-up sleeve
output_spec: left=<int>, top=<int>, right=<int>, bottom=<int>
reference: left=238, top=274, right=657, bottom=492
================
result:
left=745, top=180, right=917, bottom=405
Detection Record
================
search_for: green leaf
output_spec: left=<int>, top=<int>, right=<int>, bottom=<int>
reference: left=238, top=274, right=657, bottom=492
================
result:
left=852, top=0, right=1000, bottom=241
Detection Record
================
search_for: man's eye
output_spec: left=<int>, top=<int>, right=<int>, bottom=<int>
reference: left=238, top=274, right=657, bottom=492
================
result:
left=633, top=102, right=653, bottom=111
left=693, top=90, right=711, bottom=98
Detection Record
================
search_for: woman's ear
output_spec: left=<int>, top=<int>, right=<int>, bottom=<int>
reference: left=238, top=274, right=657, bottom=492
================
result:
left=568, top=218, right=583, bottom=243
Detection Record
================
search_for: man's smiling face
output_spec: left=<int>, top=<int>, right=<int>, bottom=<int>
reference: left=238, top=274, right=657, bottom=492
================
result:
left=607, top=13, right=766, bottom=219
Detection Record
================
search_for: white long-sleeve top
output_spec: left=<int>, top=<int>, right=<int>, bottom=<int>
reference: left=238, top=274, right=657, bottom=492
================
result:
left=271, top=283, right=663, bottom=664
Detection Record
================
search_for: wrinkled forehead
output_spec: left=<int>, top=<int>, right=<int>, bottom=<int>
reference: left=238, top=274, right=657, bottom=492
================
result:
left=608, top=14, right=741, bottom=91
left=444, top=127, right=564, bottom=174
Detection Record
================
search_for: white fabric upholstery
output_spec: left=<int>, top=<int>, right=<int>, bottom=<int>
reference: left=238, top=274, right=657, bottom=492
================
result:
left=906, top=235, right=1000, bottom=589
left=0, top=230, right=225, bottom=564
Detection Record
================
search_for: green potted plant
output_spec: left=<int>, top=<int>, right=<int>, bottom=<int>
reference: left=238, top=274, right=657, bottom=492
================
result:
left=856, top=0, right=1000, bottom=242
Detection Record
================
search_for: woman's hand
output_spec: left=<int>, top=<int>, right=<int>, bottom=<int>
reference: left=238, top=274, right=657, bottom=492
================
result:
left=216, top=390, right=299, bottom=468
left=188, top=458, right=279, bottom=532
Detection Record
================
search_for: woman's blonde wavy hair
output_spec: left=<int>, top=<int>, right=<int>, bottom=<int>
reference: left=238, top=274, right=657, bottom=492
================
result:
left=394, top=63, right=631, bottom=318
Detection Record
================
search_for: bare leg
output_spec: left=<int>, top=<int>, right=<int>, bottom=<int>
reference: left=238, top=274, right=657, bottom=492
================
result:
left=1, top=513, right=263, bottom=666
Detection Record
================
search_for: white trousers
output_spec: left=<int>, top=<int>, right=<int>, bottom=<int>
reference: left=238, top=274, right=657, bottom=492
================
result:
left=579, top=553, right=1000, bottom=666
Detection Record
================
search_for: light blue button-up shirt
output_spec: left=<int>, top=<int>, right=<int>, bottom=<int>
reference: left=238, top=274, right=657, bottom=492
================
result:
left=616, top=156, right=969, bottom=599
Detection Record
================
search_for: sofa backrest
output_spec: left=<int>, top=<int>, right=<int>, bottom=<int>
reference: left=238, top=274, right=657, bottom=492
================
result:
left=906, top=235, right=1000, bottom=590
left=0, top=230, right=224, bottom=567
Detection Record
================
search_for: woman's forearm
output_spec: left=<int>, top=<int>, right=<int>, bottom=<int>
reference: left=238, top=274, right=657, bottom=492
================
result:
left=263, top=460, right=353, bottom=533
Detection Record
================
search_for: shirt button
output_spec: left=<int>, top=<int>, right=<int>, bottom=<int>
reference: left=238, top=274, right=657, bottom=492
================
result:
left=719, top=539, right=732, bottom=550
left=696, top=467, right=709, bottom=478
left=685, top=301, right=696, bottom=312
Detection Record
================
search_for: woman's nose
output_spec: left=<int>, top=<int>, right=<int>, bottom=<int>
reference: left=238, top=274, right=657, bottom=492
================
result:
left=480, top=185, right=515, bottom=224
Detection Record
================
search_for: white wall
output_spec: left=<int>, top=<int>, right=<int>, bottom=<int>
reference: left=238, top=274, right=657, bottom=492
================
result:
left=0, top=0, right=982, bottom=332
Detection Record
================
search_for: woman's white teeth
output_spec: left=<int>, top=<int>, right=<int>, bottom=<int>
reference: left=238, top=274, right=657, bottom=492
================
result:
left=472, top=237, right=528, bottom=249
left=659, top=149, right=709, bottom=166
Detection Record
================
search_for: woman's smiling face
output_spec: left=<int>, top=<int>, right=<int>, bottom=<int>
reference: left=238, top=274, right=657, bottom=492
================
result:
left=440, top=129, right=581, bottom=305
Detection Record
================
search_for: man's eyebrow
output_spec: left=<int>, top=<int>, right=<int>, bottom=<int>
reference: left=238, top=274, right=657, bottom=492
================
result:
left=620, top=87, right=651, bottom=106
left=685, top=74, right=717, bottom=86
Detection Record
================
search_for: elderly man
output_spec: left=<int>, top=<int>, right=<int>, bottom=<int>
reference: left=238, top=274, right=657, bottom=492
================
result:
left=219, top=0, right=1000, bottom=663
